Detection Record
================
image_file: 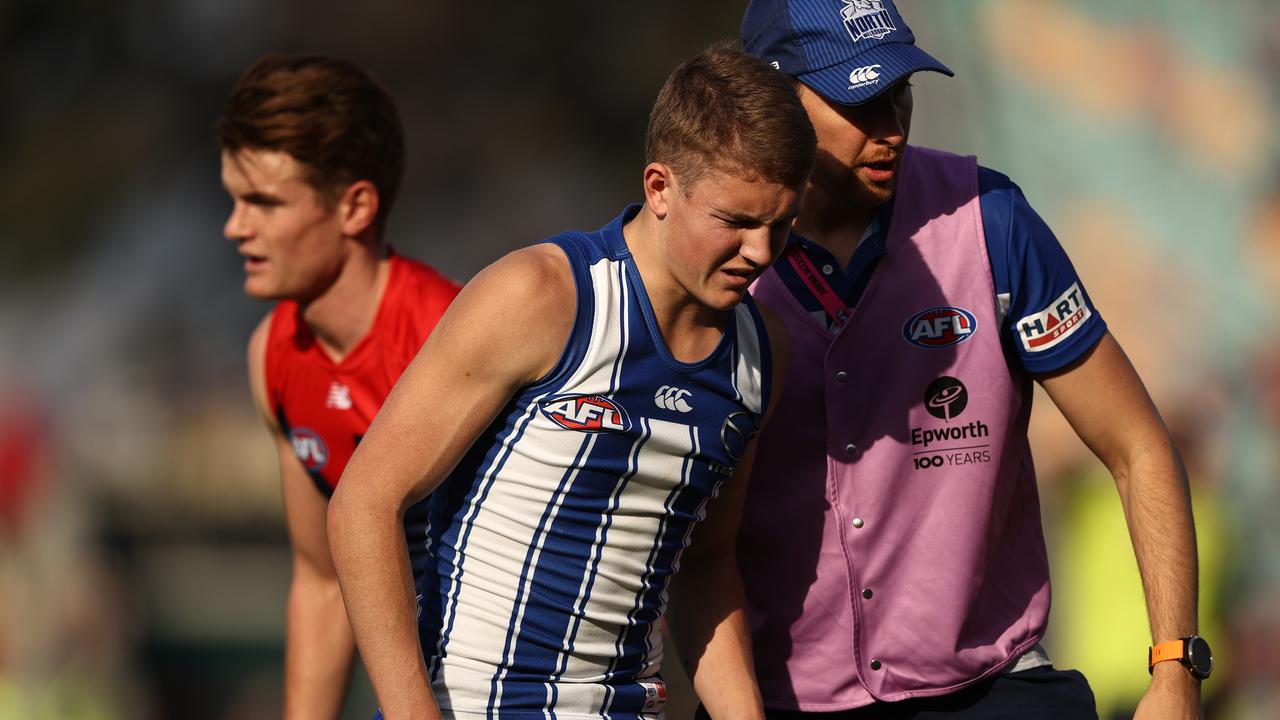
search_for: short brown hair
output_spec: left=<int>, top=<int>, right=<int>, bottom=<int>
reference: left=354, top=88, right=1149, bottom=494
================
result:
left=645, top=42, right=815, bottom=192
left=216, top=54, right=406, bottom=232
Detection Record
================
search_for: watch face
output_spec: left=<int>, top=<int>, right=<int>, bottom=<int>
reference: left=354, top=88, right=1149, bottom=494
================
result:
left=1187, top=636, right=1213, bottom=679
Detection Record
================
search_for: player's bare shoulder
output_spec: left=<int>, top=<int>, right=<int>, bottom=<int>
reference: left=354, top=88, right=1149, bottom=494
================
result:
left=430, top=243, right=577, bottom=388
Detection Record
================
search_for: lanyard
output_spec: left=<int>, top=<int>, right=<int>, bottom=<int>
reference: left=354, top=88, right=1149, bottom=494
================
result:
left=784, top=244, right=851, bottom=328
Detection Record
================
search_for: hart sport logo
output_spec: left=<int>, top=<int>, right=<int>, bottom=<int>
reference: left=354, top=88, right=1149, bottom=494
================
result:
left=903, top=306, right=977, bottom=348
left=289, top=427, right=329, bottom=472
left=540, top=395, right=630, bottom=433
left=1016, top=282, right=1092, bottom=353
left=841, top=0, right=897, bottom=43
left=924, top=376, right=968, bottom=420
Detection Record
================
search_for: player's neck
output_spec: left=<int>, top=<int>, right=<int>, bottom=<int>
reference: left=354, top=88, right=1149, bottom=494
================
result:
left=795, top=189, right=881, bottom=269
left=300, top=244, right=392, bottom=363
left=624, top=209, right=728, bottom=364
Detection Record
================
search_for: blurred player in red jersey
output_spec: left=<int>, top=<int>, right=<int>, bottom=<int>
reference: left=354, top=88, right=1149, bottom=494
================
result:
left=217, top=54, right=461, bottom=719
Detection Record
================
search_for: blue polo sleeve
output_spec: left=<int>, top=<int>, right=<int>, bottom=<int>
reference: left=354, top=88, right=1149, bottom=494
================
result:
left=979, top=167, right=1107, bottom=374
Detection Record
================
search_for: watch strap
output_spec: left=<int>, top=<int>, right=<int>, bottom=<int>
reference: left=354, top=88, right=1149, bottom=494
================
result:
left=1148, top=638, right=1185, bottom=673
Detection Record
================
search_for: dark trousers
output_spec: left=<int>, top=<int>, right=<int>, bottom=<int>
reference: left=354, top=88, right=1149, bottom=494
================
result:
left=696, top=666, right=1098, bottom=720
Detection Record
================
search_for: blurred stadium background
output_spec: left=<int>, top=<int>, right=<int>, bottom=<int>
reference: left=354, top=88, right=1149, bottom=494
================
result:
left=1, top=1, right=1277, bottom=718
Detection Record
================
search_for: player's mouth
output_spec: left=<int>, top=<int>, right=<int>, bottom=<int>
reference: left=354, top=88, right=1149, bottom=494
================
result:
left=720, top=267, right=755, bottom=290
left=241, top=253, right=268, bottom=273
left=860, top=158, right=898, bottom=183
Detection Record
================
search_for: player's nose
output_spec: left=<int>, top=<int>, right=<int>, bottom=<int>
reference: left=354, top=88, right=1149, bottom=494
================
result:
left=864, top=97, right=908, bottom=142
left=223, top=202, right=250, bottom=242
left=739, top=226, right=780, bottom=268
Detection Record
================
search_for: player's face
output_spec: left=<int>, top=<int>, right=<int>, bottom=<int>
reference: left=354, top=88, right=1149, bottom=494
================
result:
left=798, top=78, right=913, bottom=211
left=662, top=167, right=801, bottom=311
left=220, top=149, right=347, bottom=301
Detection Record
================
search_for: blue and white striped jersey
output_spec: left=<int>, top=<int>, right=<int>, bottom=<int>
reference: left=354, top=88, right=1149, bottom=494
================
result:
left=418, top=205, right=773, bottom=719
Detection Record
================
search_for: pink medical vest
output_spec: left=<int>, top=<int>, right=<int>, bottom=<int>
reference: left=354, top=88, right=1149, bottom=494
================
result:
left=741, top=146, right=1050, bottom=710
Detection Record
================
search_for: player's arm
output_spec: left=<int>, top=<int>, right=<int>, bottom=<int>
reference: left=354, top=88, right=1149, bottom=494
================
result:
left=1039, top=332, right=1202, bottom=720
left=327, top=245, right=575, bottom=720
left=247, top=316, right=356, bottom=720
left=667, top=305, right=790, bottom=720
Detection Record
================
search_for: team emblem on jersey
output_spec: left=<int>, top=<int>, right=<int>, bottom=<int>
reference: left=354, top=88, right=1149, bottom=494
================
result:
left=903, top=306, right=977, bottom=348
left=540, top=394, right=631, bottom=433
left=1016, top=282, right=1092, bottom=353
left=720, top=410, right=759, bottom=462
left=654, top=385, right=693, bottom=413
left=289, top=427, right=329, bottom=471
left=841, top=0, right=896, bottom=43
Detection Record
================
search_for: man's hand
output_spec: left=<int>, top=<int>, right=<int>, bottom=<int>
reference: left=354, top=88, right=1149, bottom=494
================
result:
left=1134, top=663, right=1202, bottom=720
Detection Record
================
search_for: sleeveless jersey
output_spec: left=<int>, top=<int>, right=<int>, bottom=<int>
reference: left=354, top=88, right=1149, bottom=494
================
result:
left=419, top=205, right=773, bottom=719
left=265, top=253, right=460, bottom=569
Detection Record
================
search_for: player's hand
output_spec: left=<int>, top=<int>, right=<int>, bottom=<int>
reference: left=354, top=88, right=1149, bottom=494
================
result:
left=1133, top=663, right=1203, bottom=720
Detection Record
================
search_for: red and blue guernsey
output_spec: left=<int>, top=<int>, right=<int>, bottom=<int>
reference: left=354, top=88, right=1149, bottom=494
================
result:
left=418, top=205, right=772, bottom=719
left=265, top=253, right=460, bottom=561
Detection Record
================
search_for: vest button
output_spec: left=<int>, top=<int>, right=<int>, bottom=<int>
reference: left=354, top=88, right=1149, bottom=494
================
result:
left=835, top=370, right=848, bottom=382
left=862, top=588, right=873, bottom=599
left=852, top=517, right=864, bottom=528
left=870, top=659, right=882, bottom=671
left=822, top=264, right=835, bottom=275
left=845, top=443, right=857, bottom=454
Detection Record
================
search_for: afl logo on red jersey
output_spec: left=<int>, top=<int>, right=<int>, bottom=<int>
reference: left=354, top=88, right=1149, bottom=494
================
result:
left=289, top=427, right=329, bottom=471
left=540, top=395, right=630, bottom=433
left=903, top=306, right=977, bottom=348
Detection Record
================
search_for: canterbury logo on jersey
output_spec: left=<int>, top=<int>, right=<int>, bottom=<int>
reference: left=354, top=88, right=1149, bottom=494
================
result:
left=654, top=385, right=693, bottom=412
left=540, top=394, right=631, bottom=432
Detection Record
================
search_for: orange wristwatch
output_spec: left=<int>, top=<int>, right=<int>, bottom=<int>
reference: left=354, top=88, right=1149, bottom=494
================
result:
left=1148, top=635, right=1213, bottom=680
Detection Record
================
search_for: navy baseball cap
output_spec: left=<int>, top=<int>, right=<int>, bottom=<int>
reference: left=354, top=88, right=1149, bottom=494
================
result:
left=742, top=0, right=953, bottom=106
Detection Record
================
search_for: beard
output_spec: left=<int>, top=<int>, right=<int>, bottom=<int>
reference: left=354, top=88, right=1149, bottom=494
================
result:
left=809, top=150, right=899, bottom=213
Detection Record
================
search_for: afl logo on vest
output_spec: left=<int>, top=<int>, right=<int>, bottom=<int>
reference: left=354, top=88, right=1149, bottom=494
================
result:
left=540, top=395, right=630, bottom=433
left=902, top=306, right=977, bottom=348
left=289, top=427, right=329, bottom=472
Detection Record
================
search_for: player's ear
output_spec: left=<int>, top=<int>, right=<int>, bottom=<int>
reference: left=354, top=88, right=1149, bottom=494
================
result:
left=338, top=180, right=380, bottom=238
left=642, top=162, right=676, bottom=220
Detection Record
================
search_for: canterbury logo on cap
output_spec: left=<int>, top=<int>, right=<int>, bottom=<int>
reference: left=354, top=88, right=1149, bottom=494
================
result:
left=849, top=64, right=882, bottom=88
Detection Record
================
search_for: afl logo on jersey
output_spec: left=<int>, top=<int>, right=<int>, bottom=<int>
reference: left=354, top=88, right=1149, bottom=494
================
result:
left=903, top=306, right=977, bottom=348
left=289, top=427, right=329, bottom=472
left=540, top=395, right=631, bottom=433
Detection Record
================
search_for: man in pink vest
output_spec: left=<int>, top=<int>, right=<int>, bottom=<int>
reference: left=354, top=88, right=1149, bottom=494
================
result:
left=730, top=1, right=1208, bottom=718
